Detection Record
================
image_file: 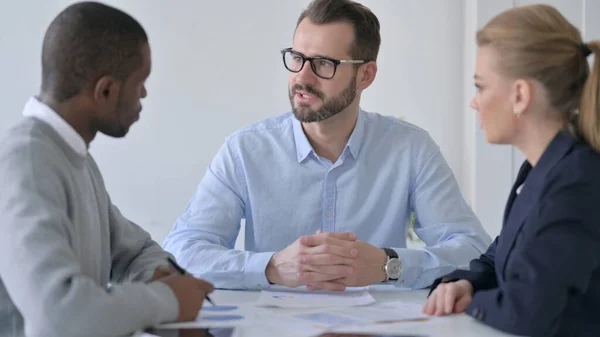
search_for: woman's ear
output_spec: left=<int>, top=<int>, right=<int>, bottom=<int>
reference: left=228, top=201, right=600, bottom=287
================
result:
left=512, top=79, right=532, bottom=117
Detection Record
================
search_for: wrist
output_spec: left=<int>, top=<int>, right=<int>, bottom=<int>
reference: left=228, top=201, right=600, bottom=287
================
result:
left=265, top=252, right=281, bottom=285
left=456, top=279, right=474, bottom=295
left=378, top=249, right=388, bottom=282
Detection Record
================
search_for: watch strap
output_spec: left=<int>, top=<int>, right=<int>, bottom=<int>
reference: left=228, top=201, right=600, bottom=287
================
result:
left=383, top=247, right=398, bottom=259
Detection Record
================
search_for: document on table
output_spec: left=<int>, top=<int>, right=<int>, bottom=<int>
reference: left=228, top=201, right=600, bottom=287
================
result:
left=292, top=301, right=430, bottom=327
left=255, top=288, right=376, bottom=308
left=155, top=304, right=253, bottom=329
left=153, top=300, right=432, bottom=337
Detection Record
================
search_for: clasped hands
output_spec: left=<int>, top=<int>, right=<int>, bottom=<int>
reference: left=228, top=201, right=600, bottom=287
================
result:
left=266, top=230, right=388, bottom=291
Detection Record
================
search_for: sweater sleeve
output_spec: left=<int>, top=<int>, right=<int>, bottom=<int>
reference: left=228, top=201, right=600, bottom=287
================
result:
left=82, top=155, right=175, bottom=283
left=0, top=138, right=179, bottom=337
left=108, top=201, right=175, bottom=283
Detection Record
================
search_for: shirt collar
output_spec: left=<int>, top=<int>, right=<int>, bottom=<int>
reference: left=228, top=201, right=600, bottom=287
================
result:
left=345, top=109, right=366, bottom=159
left=22, top=96, right=88, bottom=156
left=291, top=109, right=366, bottom=163
left=292, top=115, right=313, bottom=163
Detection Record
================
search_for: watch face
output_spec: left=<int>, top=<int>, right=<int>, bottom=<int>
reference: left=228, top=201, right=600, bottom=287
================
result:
left=387, top=258, right=402, bottom=279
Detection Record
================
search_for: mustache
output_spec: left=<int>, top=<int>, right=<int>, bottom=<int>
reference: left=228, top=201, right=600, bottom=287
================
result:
left=291, top=84, right=324, bottom=100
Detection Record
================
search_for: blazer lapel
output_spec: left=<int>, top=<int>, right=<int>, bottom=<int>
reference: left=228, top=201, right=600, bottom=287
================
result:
left=496, top=131, right=576, bottom=279
left=502, top=161, right=532, bottom=225
left=496, top=177, right=539, bottom=277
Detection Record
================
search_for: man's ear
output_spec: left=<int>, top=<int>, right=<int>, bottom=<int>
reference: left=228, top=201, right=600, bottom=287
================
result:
left=357, top=61, right=377, bottom=91
left=92, top=75, right=121, bottom=105
left=512, top=79, right=532, bottom=117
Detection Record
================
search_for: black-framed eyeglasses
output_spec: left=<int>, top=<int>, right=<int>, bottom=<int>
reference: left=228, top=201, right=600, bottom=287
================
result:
left=281, top=48, right=365, bottom=80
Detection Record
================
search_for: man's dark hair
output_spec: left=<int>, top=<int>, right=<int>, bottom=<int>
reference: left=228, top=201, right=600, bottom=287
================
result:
left=296, top=0, right=381, bottom=62
left=41, top=1, right=148, bottom=102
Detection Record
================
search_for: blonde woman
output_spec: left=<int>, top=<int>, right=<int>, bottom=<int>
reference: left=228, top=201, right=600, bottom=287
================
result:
left=423, top=5, right=600, bottom=337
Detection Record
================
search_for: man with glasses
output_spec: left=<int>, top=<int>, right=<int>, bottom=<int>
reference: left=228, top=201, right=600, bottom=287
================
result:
left=163, top=0, right=491, bottom=291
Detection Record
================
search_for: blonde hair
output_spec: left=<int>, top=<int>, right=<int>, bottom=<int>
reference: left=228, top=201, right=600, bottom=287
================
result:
left=476, top=4, right=600, bottom=150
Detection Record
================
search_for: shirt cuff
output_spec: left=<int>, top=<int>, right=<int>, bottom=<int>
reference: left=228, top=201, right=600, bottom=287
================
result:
left=147, top=281, right=180, bottom=324
left=139, top=261, right=170, bottom=283
left=391, top=248, right=427, bottom=288
left=244, top=251, right=276, bottom=289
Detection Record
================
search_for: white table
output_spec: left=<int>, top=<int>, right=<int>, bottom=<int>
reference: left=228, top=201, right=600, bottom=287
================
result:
left=157, top=286, right=520, bottom=337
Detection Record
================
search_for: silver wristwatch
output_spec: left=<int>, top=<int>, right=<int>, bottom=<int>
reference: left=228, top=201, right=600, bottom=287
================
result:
left=382, top=248, right=402, bottom=281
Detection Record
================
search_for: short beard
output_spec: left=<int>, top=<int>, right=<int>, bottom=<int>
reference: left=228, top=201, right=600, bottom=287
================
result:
left=289, top=75, right=357, bottom=123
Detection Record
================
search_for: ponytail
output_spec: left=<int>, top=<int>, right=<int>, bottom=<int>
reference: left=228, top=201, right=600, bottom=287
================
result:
left=579, top=41, right=600, bottom=151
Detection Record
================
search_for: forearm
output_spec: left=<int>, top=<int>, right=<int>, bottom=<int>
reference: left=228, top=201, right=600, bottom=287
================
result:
left=109, top=205, right=172, bottom=283
left=41, top=281, right=178, bottom=337
left=163, top=232, right=274, bottom=290
left=393, top=234, right=488, bottom=289
left=429, top=238, right=499, bottom=293
left=121, top=238, right=173, bottom=283
left=0, top=231, right=178, bottom=337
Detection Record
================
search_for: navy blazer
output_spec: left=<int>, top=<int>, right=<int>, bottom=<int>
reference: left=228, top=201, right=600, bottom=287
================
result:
left=429, top=131, right=600, bottom=337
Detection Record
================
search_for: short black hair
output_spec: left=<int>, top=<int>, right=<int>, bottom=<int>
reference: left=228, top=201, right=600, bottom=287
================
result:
left=297, top=0, right=381, bottom=62
left=41, top=1, right=148, bottom=102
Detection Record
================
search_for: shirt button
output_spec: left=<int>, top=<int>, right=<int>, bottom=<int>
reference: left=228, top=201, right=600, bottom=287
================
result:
left=325, top=210, right=332, bottom=217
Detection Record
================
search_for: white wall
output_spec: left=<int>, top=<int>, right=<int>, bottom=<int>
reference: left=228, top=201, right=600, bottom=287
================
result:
left=467, top=0, right=515, bottom=239
left=0, top=0, right=466, bottom=244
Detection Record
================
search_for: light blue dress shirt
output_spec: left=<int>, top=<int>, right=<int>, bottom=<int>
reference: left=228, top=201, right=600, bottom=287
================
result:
left=163, top=109, right=491, bottom=290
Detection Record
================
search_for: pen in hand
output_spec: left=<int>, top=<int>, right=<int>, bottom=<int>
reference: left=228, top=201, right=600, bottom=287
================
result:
left=167, top=257, right=215, bottom=306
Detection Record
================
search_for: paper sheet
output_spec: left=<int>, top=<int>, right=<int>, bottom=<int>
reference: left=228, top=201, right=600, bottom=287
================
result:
left=255, top=289, right=376, bottom=308
left=295, top=302, right=430, bottom=327
left=155, top=304, right=252, bottom=329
